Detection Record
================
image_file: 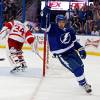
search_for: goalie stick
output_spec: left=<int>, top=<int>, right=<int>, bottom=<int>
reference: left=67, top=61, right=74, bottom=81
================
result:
left=35, top=52, right=43, bottom=61
left=32, top=50, right=43, bottom=61
left=32, top=36, right=43, bottom=61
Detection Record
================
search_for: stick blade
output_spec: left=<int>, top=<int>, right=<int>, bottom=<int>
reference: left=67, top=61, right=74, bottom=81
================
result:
left=0, top=58, right=5, bottom=61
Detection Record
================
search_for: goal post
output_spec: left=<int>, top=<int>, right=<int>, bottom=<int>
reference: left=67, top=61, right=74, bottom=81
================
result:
left=43, top=31, right=47, bottom=77
left=32, top=33, right=49, bottom=77
left=43, top=0, right=49, bottom=77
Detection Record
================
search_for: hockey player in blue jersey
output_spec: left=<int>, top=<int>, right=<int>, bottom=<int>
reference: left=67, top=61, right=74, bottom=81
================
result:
left=41, top=6, right=92, bottom=93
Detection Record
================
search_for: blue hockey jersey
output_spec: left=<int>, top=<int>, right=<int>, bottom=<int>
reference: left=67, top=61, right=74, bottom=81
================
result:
left=46, top=23, right=82, bottom=55
left=40, top=13, right=82, bottom=55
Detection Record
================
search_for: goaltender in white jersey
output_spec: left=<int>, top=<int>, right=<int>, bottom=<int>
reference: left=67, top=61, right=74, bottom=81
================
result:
left=0, top=20, right=36, bottom=73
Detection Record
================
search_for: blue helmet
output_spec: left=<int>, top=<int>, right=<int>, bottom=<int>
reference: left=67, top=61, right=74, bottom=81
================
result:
left=55, top=14, right=65, bottom=23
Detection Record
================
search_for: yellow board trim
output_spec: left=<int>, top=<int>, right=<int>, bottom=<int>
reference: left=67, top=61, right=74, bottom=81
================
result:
left=0, top=45, right=6, bottom=48
left=0, top=45, right=43, bottom=51
left=0, top=46, right=100, bottom=56
left=87, top=52, right=100, bottom=56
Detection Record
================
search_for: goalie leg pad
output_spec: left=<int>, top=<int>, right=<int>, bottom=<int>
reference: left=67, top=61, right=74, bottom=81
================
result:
left=8, top=47, right=27, bottom=72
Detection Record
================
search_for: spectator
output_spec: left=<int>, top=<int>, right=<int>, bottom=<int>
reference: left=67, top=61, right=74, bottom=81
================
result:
left=84, top=16, right=94, bottom=35
left=3, top=0, right=9, bottom=21
left=91, top=25, right=100, bottom=36
left=72, top=17, right=83, bottom=34
left=10, top=2, right=17, bottom=19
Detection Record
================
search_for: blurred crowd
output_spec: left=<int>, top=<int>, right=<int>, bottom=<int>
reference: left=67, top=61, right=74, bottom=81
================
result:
left=66, top=1, right=100, bottom=36
left=1, top=0, right=100, bottom=35
left=3, top=0, right=18, bottom=21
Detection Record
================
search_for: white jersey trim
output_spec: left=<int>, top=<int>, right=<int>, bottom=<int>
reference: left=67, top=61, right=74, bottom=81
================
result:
left=51, top=40, right=76, bottom=54
left=9, top=35, right=24, bottom=43
left=8, top=22, right=13, bottom=26
left=26, top=35, right=34, bottom=40
left=76, top=74, right=85, bottom=82
left=41, top=24, right=51, bottom=32
left=59, top=56, right=71, bottom=70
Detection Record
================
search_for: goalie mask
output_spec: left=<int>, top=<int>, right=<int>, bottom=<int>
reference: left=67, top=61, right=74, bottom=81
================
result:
left=24, top=21, right=33, bottom=32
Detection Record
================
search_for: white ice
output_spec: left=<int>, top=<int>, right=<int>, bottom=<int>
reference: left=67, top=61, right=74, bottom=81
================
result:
left=0, top=48, right=100, bottom=100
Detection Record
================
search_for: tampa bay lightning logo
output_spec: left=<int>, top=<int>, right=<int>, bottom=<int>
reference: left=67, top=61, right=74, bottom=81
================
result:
left=60, top=32, right=71, bottom=44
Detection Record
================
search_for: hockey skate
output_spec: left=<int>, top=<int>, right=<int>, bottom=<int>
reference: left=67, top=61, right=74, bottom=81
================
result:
left=82, top=83, right=92, bottom=93
left=10, top=63, right=27, bottom=73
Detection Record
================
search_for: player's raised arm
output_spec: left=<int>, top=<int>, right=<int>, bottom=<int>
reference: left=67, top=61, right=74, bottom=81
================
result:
left=40, top=6, right=51, bottom=32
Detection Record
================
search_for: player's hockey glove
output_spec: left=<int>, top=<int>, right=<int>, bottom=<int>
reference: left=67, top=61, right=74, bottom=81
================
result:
left=78, top=47, right=86, bottom=59
left=43, top=6, right=51, bottom=16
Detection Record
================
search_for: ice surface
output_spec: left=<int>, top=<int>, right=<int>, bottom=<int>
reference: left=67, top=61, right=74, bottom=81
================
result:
left=0, top=48, right=100, bottom=100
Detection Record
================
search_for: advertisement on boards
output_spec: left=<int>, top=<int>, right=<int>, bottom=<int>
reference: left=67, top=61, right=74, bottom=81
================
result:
left=41, top=1, right=93, bottom=11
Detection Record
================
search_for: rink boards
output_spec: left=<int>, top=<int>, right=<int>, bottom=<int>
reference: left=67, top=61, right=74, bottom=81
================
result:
left=0, top=33, right=100, bottom=56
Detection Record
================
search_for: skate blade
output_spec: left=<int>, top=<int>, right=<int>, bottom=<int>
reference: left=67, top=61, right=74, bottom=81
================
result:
left=86, top=90, right=92, bottom=95
left=10, top=68, right=27, bottom=74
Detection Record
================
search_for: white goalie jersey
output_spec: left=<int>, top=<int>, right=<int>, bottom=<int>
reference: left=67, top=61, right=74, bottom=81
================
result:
left=0, top=20, right=35, bottom=45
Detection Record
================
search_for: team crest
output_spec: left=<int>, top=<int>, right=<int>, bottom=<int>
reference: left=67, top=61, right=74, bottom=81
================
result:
left=60, top=32, right=71, bottom=44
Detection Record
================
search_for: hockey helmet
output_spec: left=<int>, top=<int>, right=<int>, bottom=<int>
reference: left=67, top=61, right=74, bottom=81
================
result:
left=55, top=14, right=65, bottom=23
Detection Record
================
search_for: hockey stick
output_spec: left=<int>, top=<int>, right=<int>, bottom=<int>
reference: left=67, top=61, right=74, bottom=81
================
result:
left=32, top=47, right=43, bottom=61
left=0, top=58, right=5, bottom=61
left=32, top=36, right=43, bottom=61
left=33, top=51, right=43, bottom=61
